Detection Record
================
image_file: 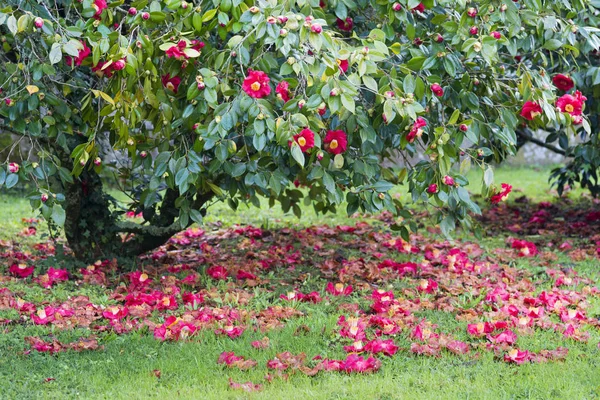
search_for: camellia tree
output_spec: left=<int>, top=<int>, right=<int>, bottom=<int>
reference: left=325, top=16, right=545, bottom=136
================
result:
left=1, top=0, right=599, bottom=261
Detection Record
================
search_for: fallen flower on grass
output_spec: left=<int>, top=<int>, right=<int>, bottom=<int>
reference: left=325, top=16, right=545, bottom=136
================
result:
left=326, top=282, right=353, bottom=296
left=228, top=378, right=263, bottom=392
left=504, top=349, right=532, bottom=364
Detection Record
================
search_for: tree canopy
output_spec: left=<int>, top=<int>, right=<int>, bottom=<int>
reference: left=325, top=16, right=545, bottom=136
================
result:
left=1, top=0, right=599, bottom=260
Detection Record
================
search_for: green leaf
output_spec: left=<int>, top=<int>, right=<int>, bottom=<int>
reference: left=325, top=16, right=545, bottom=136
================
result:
left=290, top=143, right=305, bottom=167
left=49, top=43, right=62, bottom=65
left=5, top=173, right=18, bottom=189
left=543, top=39, right=562, bottom=50
left=51, top=205, right=66, bottom=226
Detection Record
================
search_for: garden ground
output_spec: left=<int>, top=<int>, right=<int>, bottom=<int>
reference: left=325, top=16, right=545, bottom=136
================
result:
left=0, top=166, right=599, bottom=400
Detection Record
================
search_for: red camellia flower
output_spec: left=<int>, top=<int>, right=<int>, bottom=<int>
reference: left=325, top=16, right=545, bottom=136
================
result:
left=31, top=306, right=56, bottom=325
left=341, top=354, right=381, bottom=373
left=556, top=91, right=586, bottom=116
left=504, top=349, right=532, bottom=364
left=520, top=101, right=543, bottom=120
left=65, top=41, right=91, bottom=67
left=47, top=267, right=69, bottom=283
left=417, top=279, right=438, bottom=293
left=290, top=128, right=315, bottom=153
left=407, top=117, right=427, bottom=142
left=207, top=265, right=229, bottom=280
left=9, top=263, right=34, bottom=278
left=337, top=59, right=349, bottom=73
left=412, top=3, right=425, bottom=12
left=337, top=17, right=353, bottom=31
left=511, top=239, right=538, bottom=257
left=102, top=306, right=129, bottom=321
left=161, top=74, right=181, bottom=93
left=430, top=83, right=444, bottom=97
left=165, top=46, right=187, bottom=60
left=490, top=183, right=512, bottom=204
left=326, top=282, right=353, bottom=296
left=242, top=69, right=271, bottom=98
left=552, top=74, right=574, bottom=91
left=275, top=81, right=291, bottom=102
left=93, top=0, right=108, bottom=17
left=324, top=130, right=348, bottom=154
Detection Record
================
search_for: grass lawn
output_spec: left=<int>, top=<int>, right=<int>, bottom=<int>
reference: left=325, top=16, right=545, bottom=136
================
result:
left=1, top=165, right=599, bottom=400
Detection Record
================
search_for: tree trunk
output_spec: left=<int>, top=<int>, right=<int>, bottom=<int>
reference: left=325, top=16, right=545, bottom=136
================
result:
left=62, top=171, right=212, bottom=263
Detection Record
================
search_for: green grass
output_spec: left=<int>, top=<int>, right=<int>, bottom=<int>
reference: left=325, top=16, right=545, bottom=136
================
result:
left=1, top=166, right=599, bottom=400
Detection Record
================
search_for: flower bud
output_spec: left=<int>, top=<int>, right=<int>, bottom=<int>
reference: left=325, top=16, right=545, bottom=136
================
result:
left=94, top=157, right=102, bottom=166
left=41, top=193, right=49, bottom=202
left=142, top=12, right=150, bottom=20
left=128, top=7, right=137, bottom=15
left=34, top=17, right=44, bottom=28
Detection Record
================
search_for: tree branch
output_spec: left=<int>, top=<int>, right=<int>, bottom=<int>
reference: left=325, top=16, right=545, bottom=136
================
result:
left=516, top=129, right=566, bottom=156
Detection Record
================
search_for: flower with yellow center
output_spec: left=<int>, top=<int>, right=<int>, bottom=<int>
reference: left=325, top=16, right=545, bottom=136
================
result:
left=251, top=82, right=261, bottom=91
left=297, top=137, right=307, bottom=147
left=166, top=82, right=175, bottom=91
left=565, top=104, right=574, bottom=113
left=329, top=139, right=339, bottom=149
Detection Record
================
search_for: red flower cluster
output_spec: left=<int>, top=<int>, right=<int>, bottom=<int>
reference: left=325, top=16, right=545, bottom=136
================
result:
left=93, top=0, right=108, bottom=18
left=336, top=17, right=354, bottom=31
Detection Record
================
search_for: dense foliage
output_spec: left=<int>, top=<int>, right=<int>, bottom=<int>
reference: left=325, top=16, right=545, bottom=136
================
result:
left=1, top=0, right=599, bottom=259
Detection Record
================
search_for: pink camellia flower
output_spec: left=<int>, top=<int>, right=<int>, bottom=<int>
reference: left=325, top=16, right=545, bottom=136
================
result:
left=9, top=263, right=34, bottom=278
left=337, top=17, right=353, bottom=31
left=182, top=292, right=204, bottom=309
left=324, top=130, right=348, bottom=155
left=290, top=128, right=315, bottom=153
left=467, top=322, right=495, bottom=337
left=242, top=69, right=271, bottom=98
left=445, top=340, right=470, bottom=355
left=206, top=265, right=229, bottom=280
left=504, top=349, right=532, bottom=364
left=417, top=279, right=438, bottom=293
left=236, top=270, right=257, bottom=280
left=275, top=81, right=291, bottom=102
left=406, top=117, right=427, bottom=142
left=430, top=83, right=444, bottom=97
left=128, top=270, right=151, bottom=288
left=102, top=306, right=129, bottom=320
left=341, top=354, right=381, bottom=373
left=155, top=294, right=178, bottom=311
left=216, top=325, right=245, bottom=339
left=423, top=184, right=438, bottom=195
left=488, top=329, right=517, bottom=345
left=326, top=282, right=353, bottom=296
left=520, top=101, right=543, bottom=120
left=337, top=59, right=349, bottom=73
left=8, top=162, right=19, bottom=174
left=161, top=74, right=181, bottom=93
left=511, top=239, right=538, bottom=257
left=47, top=267, right=68, bottom=283
left=552, top=74, right=574, bottom=91
left=93, top=0, right=108, bottom=17
left=556, top=91, right=586, bottom=116
left=490, top=183, right=512, bottom=204
left=112, top=58, right=126, bottom=71
left=65, top=41, right=91, bottom=67
left=165, top=45, right=188, bottom=60
left=412, top=3, right=425, bottom=12
left=364, top=339, right=398, bottom=356
left=491, top=31, right=501, bottom=39
left=31, top=306, right=56, bottom=325
left=310, top=24, right=322, bottom=34
left=443, top=175, right=455, bottom=186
